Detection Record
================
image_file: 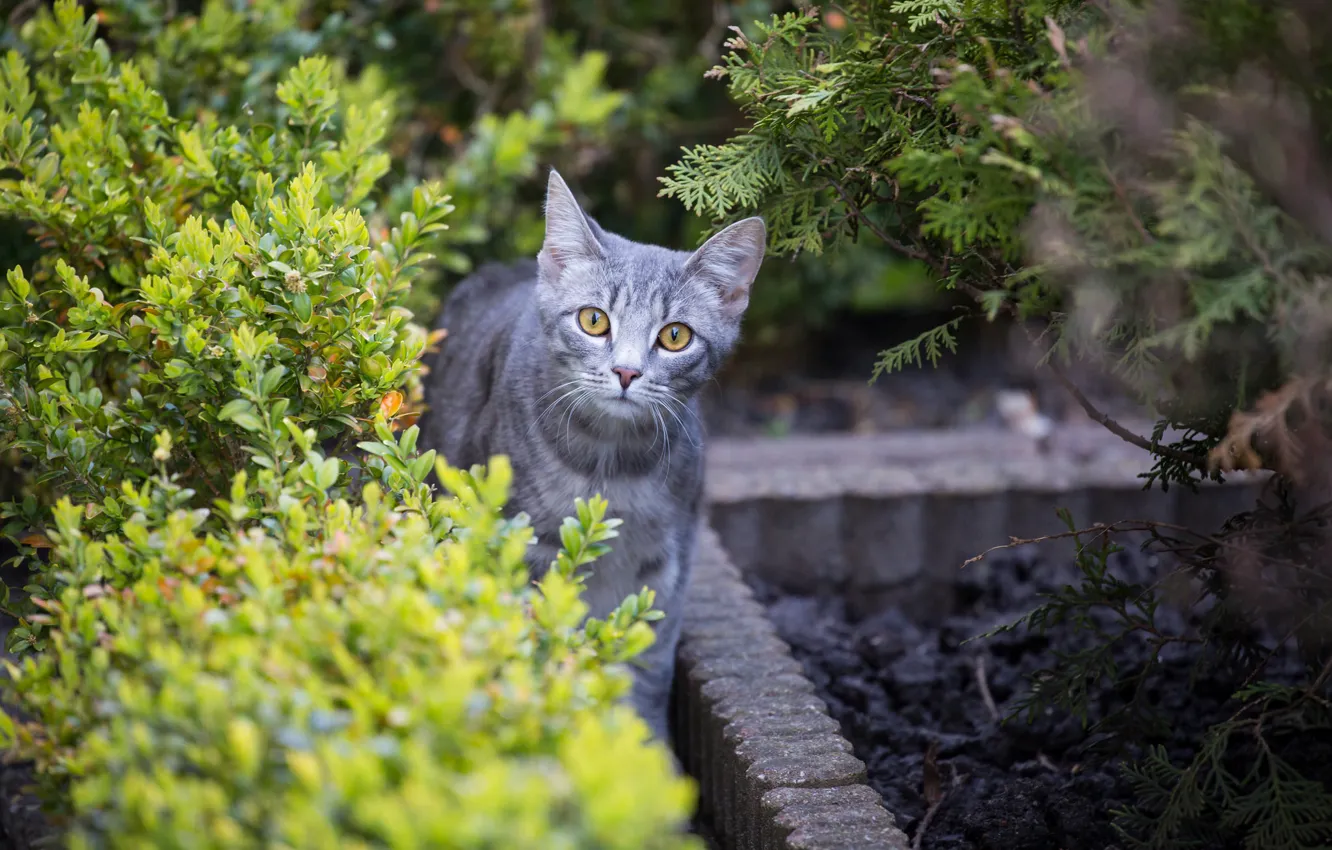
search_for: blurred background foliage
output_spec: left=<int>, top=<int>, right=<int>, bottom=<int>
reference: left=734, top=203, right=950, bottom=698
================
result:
left=0, top=0, right=938, bottom=347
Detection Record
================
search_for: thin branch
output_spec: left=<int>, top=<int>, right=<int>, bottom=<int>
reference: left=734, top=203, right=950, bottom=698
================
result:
left=912, top=741, right=949, bottom=850
left=826, top=176, right=941, bottom=269
left=1044, top=355, right=1208, bottom=468
left=1102, top=162, right=1156, bottom=245
left=912, top=789, right=949, bottom=850
left=6, top=0, right=40, bottom=30
left=961, top=517, right=1252, bottom=568
left=972, top=654, right=1002, bottom=723
left=948, top=275, right=1209, bottom=470
left=1308, top=653, right=1332, bottom=698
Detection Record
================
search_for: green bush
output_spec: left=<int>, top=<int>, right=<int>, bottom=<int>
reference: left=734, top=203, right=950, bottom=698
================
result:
left=0, top=3, right=443, bottom=574
left=0, top=3, right=697, bottom=844
left=8, top=456, right=692, bottom=849
left=661, top=0, right=1332, bottom=477
left=0, top=0, right=634, bottom=319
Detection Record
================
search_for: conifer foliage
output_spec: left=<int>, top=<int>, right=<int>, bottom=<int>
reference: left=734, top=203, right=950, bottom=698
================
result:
left=662, top=0, right=1332, bottom=490
left=664, top=1, right=1332, bottom=846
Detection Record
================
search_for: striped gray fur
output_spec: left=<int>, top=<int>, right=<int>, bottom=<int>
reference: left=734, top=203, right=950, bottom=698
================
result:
left=419, top=169, right=765, bottom=743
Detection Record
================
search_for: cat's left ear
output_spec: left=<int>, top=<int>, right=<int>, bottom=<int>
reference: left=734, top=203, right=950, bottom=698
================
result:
left=684, top=217, right=767, bottom=321
left=539, top=169, right=603, bottom=282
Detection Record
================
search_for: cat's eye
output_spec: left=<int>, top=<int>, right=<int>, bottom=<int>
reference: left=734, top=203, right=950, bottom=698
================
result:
left=657, top=322, right=693, bottom=352
left=578, top=307, right=610, bottom=337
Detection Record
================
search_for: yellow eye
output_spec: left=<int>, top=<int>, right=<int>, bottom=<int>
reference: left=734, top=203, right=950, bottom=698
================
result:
left=578, top=307, right=610, bottom=336
left=658, top=322, right=693, bottom=352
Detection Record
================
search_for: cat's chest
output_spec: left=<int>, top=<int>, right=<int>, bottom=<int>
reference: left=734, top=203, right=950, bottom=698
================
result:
left=532, top=471, right=677, bottom=537
left=523, top=470, right=688, bottom=617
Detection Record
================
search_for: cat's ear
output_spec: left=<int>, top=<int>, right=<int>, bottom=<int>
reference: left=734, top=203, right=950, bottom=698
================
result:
left=539, top=169, right=603, bottom=280
left=685, top=217, right=766, bottom=320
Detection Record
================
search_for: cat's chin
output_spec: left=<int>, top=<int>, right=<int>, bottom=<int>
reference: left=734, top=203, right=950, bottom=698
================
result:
left=602, top=396, right=645, bottom=418
left=589, top=395, right=655, bottom=427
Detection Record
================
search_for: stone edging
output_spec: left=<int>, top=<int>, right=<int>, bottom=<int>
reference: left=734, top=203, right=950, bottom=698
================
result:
left=673, top=526, right=908, bottom=850
left=705, top=426, right=1268, bottom=619
left=682, top=427, right=1270, bottom=849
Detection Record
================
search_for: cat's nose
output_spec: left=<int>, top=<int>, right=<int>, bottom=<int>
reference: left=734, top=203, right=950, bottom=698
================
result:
left=611, top=366, right=642, bottom=390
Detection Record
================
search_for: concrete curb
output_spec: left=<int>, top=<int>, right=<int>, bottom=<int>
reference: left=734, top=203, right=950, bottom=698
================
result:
left=674, top=527, right=909, bottom=850
left=705, top=426, right=1267, bottom=619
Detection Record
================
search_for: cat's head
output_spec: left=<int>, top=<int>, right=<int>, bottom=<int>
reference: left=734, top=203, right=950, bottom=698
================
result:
left=534, top=168, right=765, bottom=425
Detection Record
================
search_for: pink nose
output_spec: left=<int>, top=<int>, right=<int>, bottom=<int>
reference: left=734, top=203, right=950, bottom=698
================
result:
left=612, top=366, right=641, bottom=390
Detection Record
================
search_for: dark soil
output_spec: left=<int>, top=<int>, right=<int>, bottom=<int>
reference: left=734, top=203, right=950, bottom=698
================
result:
left=752, top=545, right=1321, bottom=850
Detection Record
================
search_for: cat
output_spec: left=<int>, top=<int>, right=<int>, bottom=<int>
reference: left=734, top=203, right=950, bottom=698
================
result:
left=418, top=168, right=765, bottom=743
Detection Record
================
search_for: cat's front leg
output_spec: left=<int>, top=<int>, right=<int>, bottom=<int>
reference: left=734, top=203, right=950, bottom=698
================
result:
left=629, top=593, right=683, bottom=745
left=627, top=541, right=694, bottom=749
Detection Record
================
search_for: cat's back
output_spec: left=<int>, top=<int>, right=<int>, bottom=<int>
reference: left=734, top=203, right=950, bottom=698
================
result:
left=421, top=260, right=539, bottom=466
left=434, top=259, right=538, bottom=338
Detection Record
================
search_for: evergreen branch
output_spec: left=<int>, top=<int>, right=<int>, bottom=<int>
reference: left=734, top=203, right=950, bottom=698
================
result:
left=871, top=316, right=964, bottom=381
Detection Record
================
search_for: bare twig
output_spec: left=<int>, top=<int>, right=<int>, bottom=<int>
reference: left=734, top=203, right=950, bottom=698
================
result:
left=948, top=273, right=1209, bottom=469
left=972, top=654, right=1002, bottom=723
left=1102, top=162, right=1155, bottom=245
left=1308, top=653, right=1332, bottom=697
left=826, top=177, right=941, bottom=269
left=913, top=741, right=949, bottom=850
left=1043, top=356, right=1208, bottom=468
left=7, top=0, right=40, bottom=30
left=447, top=45, right=499, bottom=115
left=961, top=519, right=1163, bottom=567
left=911, top=793, right=948, bottom=850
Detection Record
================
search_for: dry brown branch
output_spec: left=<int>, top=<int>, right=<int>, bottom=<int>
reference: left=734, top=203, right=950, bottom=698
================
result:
left=826, top=176, right=940, bottom=269
left=960, top=518, right=1213, bottom=569
left=912, top=741, right=949, bottom=850
left=1043, top=357, right=1209, bottom=468
left=1209, top=377, right=1332, bottom=483
left=944, top=279, right=1209, bottom=471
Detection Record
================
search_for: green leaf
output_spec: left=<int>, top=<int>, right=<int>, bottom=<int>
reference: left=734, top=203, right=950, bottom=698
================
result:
left=291, top=293, right=313, bottom=323
left=217, top=399, right=256, bottom=424
left=315, top=457, right=339, bottom=490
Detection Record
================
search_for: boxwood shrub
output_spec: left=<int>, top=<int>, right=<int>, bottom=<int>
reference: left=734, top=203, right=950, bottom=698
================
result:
left=0, top=2, right=697, bottom=845
left=10, top=457, right=693, bottom=849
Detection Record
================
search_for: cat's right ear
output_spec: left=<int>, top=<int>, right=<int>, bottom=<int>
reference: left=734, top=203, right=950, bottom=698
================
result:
left=539, top=169, right=603, bottom=281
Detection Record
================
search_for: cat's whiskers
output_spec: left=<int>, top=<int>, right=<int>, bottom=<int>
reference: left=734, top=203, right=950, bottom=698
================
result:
left=527, top=384, right=588, bottom=439
left=533, top=377, right=587, bottom=405
left=530, top=381, right=601, bottom=440
left=562, top=388, right=598, bottom=453
left=654, top=390, right=702, bottom=448
left=645, top=399, right=663, bottom=452
left=649, top=401, right=671, bottom=476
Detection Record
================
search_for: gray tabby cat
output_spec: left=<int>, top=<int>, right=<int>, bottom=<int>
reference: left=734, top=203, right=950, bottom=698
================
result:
left=419, top=169, right=765, bottom=742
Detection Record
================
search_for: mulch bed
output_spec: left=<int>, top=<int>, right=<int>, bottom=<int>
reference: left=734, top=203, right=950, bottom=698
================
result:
left=751, top=543, right=1319, bottom=850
